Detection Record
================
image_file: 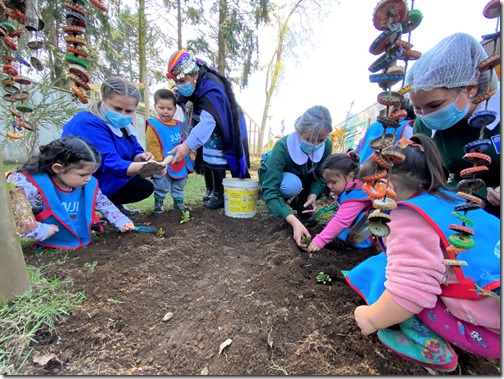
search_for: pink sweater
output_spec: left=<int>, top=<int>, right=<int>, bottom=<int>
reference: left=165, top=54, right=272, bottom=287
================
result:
left=313, top=180, right=372, bottom=248
left=384, top=206, right=500, bottom=332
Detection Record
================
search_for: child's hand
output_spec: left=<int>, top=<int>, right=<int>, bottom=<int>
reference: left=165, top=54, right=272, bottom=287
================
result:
left=189, top=152, right=196, bottom=162
left=354, top=305, right=378, bottom=336
left=43, top=224, right=60, bottom=240
left=487, top=186, right=500, bottom=206
left=121, top=222, right=135, bottom=232
left=307, top=240, right=322, bottom=253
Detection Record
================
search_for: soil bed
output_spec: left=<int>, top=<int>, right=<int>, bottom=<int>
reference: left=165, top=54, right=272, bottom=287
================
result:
left=19, top=207, right=500, bottom=375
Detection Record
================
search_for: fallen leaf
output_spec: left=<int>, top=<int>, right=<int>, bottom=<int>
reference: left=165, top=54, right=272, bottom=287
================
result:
left=218, top=338, right=232, bottom=355
left=33, top=353, right=60, bottom=366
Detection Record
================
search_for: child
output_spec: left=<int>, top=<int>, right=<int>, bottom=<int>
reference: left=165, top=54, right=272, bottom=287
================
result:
left=346, top=134, right=500, bottom=371
left=145, top=88, right=194, bottom=214
left=6, top=136, right=135, bottom=250
left=307, top=151, right=374, bottom=252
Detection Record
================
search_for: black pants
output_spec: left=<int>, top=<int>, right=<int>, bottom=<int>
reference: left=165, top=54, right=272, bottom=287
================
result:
left=107, top=176, right=153, bottom=206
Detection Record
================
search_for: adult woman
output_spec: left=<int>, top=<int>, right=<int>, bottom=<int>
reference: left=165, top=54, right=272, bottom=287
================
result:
left=405, top=32, right=500, bottom=217
left=165, top=50, right=250, bottom=210
left=62, top=76, right=163, bottom=216
left=258, top=105, right=333, bottom=249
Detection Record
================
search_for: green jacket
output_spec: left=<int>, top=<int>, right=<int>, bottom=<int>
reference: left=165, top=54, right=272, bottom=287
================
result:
left=413, top=117, right=500, bottom=198
left=258, top=136, right=332, bottom=220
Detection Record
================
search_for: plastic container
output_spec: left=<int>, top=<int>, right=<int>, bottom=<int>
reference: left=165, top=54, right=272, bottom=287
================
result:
left=222, top=178, right=259, bottom=218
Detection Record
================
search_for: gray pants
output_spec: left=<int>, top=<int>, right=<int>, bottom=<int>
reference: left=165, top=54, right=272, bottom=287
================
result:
left=152, top=174, right=187, bottom=200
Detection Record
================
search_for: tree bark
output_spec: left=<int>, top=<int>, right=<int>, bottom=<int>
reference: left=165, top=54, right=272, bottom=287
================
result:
left=0, top=156, right=31, bottom=302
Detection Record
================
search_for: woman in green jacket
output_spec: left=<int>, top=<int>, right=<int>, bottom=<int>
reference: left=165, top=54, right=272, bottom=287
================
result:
left=259, top=105, right=333, bottom=249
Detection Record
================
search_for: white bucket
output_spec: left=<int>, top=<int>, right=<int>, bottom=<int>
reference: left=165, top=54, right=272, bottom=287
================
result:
left=223, top=178, right=259, bottom=218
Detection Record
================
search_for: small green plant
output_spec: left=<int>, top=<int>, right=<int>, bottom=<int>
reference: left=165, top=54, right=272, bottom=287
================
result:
left=301, top=235, right=312, bottom=245
left=316, top=272, right=332, bottom=285
left=106, top=317, right=117, bottom=328
left=107, top=298, right=124, bottom=305
left=83, top=261, right=98, bottom=269
left=156, top=227, right=165, bottom=237
left=180, top=210, right=190, bottom=224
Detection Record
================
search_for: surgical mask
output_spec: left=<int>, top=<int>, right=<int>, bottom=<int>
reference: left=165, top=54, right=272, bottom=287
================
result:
left=177, top=81, right=195, bottom=97
left=417, top=94, right=470, bottom=131
left=300, top=140, right=324, bottom=155
left=104, top=108, right=133, bottom=129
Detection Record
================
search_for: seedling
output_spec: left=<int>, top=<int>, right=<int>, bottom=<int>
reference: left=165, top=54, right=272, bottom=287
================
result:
left=156, top=227, right=165, bottom=237
left=300, top=235, right=312, bottom=245
left=83, top=261, right=98, bottom=268
left=316, top=272, right=332, bottom=285
left=107, top=298, right=124, bottom=305
left=180, top=210, right=190, bottom=224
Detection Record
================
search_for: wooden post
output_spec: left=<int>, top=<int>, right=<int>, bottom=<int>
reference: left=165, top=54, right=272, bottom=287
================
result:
left=144, top=68, right=150, bottom=120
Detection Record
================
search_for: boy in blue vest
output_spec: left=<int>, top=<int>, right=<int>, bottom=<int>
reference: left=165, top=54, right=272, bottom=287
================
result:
left=146, top=89, right=194, bottom=214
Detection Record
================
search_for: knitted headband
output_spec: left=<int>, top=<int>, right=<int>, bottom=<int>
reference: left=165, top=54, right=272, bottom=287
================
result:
left=167, top=50, right=197, bottom=80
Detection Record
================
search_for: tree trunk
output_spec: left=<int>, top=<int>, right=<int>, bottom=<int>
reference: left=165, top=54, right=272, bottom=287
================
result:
left=0, top=156, right=31, bottom=302
left=138, top=0, right=147, bottom=84
left=217, top=0, right=227, bottom=74
left=177, top=0, right=182, bottom=49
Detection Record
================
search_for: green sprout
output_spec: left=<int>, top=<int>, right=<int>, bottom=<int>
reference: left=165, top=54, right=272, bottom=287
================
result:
left=156, top=227, right=165, bottom=237
left=83, top=261, right=98, bottom=268
left=316, top=272, right=332, bottom=285
left=180, top=210, right=191, bottom=224
left=301, top=235, right=312, bottom=245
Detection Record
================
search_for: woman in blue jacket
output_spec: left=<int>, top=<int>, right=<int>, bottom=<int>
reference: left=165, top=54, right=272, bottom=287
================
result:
left=62, top=76, right=164, bottom=216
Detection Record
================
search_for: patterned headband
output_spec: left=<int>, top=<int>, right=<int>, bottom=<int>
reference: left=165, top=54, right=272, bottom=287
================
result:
left=167, top=50, right=196, bottom=80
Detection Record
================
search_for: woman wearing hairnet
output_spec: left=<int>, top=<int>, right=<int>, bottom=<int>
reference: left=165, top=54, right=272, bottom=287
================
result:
left=406, top=33, right=500, bottom=217
left=258, top=105, right=333, bottom=248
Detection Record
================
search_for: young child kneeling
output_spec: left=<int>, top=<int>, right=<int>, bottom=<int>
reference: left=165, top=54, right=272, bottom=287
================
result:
left=7, top=136, right=135, bottom=250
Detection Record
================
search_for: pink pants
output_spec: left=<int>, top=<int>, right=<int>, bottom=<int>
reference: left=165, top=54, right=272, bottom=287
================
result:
left=417, top=299, right=500, bottom=360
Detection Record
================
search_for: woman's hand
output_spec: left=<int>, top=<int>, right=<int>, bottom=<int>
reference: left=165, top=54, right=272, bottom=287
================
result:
left=354, top=305, right=378, bottom=336
left=135, top=152, right=155, bottom=162
left=301, top=194, right=318, bottom=216
left=121, top=222, right=135, bottom=232
left=43, top=224, right=60, bottom=240
left=286, top=214, right=311, bottom=249
left=487, top=186, right=500, bottom=206
left=307, top=240, right=322, bottom=253
left=167, top=143, right=191, bottom=163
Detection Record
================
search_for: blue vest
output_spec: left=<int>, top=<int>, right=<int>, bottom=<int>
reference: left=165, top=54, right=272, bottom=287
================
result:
left=344, top=190, right=500, bottom=304
left=146, top=118, right=194, bottom=179
left=356, top=120, right=413, bottom=162
left=337, top=188, right=374, bottom=249
left=25, top=172, right=99, bottom=250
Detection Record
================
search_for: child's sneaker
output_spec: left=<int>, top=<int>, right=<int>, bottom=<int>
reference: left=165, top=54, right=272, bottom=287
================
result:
left=377, top=316, right=458, bottom=372
left=153, top=197, right=165, bottom=214
left=173, top=199, right=189, bottom=211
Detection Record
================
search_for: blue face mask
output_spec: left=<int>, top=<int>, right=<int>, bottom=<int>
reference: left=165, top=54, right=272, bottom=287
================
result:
left=417, top=94, right=470, bottom=131
left=300, top=140, right=324, bottom=155
left=177, top=81, right=195, bottom=97
left=104, top=108, right=133, bottom=129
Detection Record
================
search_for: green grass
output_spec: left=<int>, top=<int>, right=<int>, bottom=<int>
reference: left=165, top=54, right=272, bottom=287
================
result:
left=0, top=266, right=85, bottom=375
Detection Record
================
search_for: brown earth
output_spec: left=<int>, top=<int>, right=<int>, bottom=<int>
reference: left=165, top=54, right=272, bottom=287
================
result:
left=18, top=203, right=500, bottom=375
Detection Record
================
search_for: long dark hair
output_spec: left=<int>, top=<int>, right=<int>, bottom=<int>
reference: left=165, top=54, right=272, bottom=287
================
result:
left=20, top=136, right=102, bottom=175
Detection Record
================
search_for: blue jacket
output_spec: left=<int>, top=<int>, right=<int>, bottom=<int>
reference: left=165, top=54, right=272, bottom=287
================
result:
left=62, top=110, right=145, bottom=196
left=344, top=190, right=500, bottom=304
left=356, top=119, right=413, bottom=162
left=337, top=188, right=374, bottom=249
left=146, top=117, right=193, bottom=179
left=178, top=65, right=249, bottom=178
left=25, top=172, right=99, bottom=250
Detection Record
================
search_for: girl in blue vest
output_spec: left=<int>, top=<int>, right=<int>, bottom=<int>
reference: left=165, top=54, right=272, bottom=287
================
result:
left=7, top=137, right=135, bottom=250
left=306, top=151, right=374, bottom=252
left=347, top=134, right=500, bottom=371
left=146, top=89, right=194, bottom=213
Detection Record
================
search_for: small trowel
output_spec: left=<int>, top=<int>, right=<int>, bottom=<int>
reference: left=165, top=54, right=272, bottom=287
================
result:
left=346, top=214, right=371, bottom=245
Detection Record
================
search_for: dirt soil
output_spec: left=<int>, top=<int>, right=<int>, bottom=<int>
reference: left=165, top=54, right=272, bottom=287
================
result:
left=19, top=205, right=500, bottom=375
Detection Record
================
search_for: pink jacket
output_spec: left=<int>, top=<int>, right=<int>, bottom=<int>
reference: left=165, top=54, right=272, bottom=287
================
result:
left=383, top=207, right=500, bottom=332
left=313, top=179, right=371, bottom=248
